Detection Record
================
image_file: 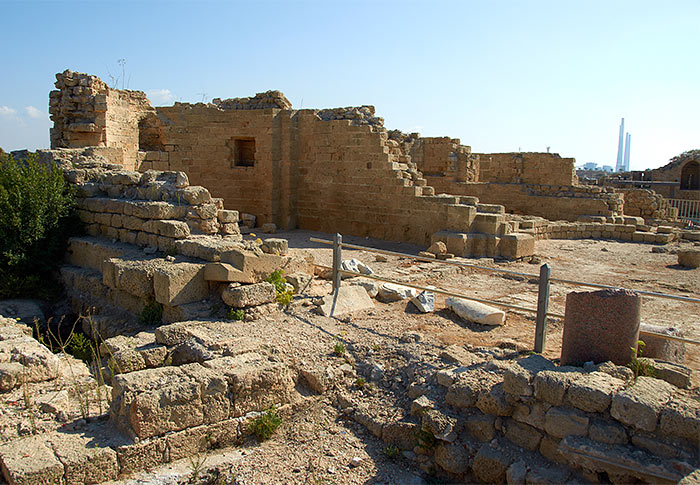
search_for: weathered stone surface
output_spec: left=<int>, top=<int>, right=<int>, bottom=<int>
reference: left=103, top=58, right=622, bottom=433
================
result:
left=48, top=431, right=120, bottom=484
left=203, top=353, right=296, bottom=417
left=565, top=371, right=625, bottom=412
left=376, top=283, right=417, bottom=302
left=507, top=460, right=528, bottom=485
left=677, top=249, right=700, bottom=268
left=504, top=419, right=542, bottom=451
left=317, top=285, right=374, bottom=317
left=0, top=300, right=44, bottom=326
left=114, top=436, right=167, bottom=476
left=285, top=273, right=312, bottom=293
left=512, top=401, right=550, bottom=430
left=0, top=434, right=64, bottom=485
left=476, top=382, right=513, bottom=416
left=434, top=439, right=477, bottom=475
left=658, top=395, right=700, bottom=443
left=465, top=413, right=496, bottom=441
left=446, top=297, right=505, bottom=326
left=610, top=376, right=674, bottom=431
left=446, top=368, right=500, bottom=409
left=349, top=278, right=379, bottom=298
left=544, top=406, right=589, bottom=438
left=261, top=238, right=288, bottom=256
left=110, top=363, right=228, bottom=439
left=421, top=409, right=457, bottom=442
left=204, top=262, right=245, bottom=282
left=0, top=333, right=62, bottom=391
left=153, top=261, right=208, bottom=306
left=217, top=209, right=239, bottom=223
left=411, top=395, right=433, bottom=416
left=588, top=418, right=628, bottom=445
left=650, top=360, right=692, bottom=389
left=142, top=219, right=190, bottom=239
left=222, top=282, right=276, bottom=308
left=472, top=441, right=517, bottom=484
left=561, top=289, right=641, bottom=366
left=381, top=421, right=418, bottom=451
left=639, top=323, right=686, bottom=363
left=260, top=223, right=277, bottom=234
left=221, top=247, right=288, bottom=283
left=503, top=354, right=555, bottom=397
left=558, top=435, right=685, bottom=483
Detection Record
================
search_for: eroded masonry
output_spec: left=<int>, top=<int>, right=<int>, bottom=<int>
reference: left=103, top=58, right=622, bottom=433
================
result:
left=0, top=69, right=697, bottom=484
left=49, top=69, right=691, bottom=261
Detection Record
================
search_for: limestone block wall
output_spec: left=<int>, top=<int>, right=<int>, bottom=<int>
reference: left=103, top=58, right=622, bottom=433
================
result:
left=426, top=179, right=623, bottom=221
left=477, top=152, right=577, bottom=186
left=153, top=104, right=282, bottom=227
left=409, top=137, right=479, bottom=182
left=50, top=70, right=158, bottom=170
left=621, top=188, right=677, bottom=220
left=420, top=353, right=699, bottom=483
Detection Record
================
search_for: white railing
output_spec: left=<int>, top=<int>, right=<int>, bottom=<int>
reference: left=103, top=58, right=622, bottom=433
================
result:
left=668, top=198, right=700, bottom=225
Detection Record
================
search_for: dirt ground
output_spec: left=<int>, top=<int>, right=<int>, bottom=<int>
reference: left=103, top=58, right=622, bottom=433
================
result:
left=275, top=229, right=700, bottom=374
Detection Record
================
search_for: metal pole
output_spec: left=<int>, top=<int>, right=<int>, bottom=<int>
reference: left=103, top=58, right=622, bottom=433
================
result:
left=535, top=263, right=551, bottom=353
left=332, top=233, right=342, bottom=293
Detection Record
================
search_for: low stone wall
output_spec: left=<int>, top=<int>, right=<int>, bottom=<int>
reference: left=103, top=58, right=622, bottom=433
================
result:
left=337, top=347, right=699, bottom=484
left=621, top=188, right=677, bottom=220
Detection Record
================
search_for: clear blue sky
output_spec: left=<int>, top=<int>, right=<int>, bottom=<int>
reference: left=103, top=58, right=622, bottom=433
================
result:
left=1, top=0, right=698, bottom=171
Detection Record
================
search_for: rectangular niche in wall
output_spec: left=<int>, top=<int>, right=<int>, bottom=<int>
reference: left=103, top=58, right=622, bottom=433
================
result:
left=233, top=138, right=256, bottom=167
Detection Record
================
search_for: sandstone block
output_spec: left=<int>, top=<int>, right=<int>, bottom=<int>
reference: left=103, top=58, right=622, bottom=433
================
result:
left=110, top=363, right=228, bottom=439
left=610, top=376, right=674, bottom=431
left=221, top=247, right=287, bottom=283
left=317, top=285, right=374, bottom=317
left=0, top=435, right=64, bottom=485
left=504, top=419, right=542, bottom=451
left=533, top=368, right=581, bottom=405
left=203, top=353, right=295, bottom=417
left=446, top=368, right=500, bottom=409
left=588, top=418, right=628, bottom=445
left=565, top=371, right=625, bottom=412
left=677, top=249, right=700, bottom=268
left=544, top=406, right=589, bottom=438
left=48, top=431, right=120, bottom=484
left=421, top=409, right=458, bottom=442
left=639, top=323, right=685, bottom=363
left=178, top=186, right=211, bottom=205
left=285, top=273, right=312, bottom=293
left=503, top=354, right=555, bottom=397
left=434, top=440, right=477, bottom=475
left=204, top=262, right=245, bottom=282
left=382, top=421, right=419, bottom=451
left=472, top=442, right=517, bottom=484
left=142, top=219, right=190, bottom=239
left=217, top=209, right=239, bottom=223
left=261, top=222, right=277, bottom=233
left=153, top=262, right=208, bottom=306
left=658, top=395, right=700, bottom=443
left=476, top=382, right=513, bottom=416
left=222, top=282, right=276, bottom=308
left=499, top=233, right=535, bottom=259
left=465, top=413, right=496, bottom=441
left=377, top=282, right=416, bottom=302
left=261, top=238, right=288, bottom=256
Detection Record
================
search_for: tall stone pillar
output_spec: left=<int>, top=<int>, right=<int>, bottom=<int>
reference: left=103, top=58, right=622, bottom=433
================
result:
left=560, top=289, right=641, bottom=366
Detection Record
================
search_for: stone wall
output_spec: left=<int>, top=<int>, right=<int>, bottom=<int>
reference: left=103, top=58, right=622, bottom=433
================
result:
left=645, top=151, right=700, bottom=200
left=426, top=179, right=623, bottom=222
left=621, top=188, right=677, bottom=220
left=477, top=152, right=578, bottom=186
left=50, top=70, right=155, bottom=170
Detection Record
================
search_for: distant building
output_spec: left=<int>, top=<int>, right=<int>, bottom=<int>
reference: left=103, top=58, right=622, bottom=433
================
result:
left=602, top=165, right=614, bottom=173
left=582, top=162, right=598, bottom=170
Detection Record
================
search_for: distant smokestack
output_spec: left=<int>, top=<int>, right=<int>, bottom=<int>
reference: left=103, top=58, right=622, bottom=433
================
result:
left=623, top=133, right=631, bottom=172
left=616, top=118, right=625, bottom=172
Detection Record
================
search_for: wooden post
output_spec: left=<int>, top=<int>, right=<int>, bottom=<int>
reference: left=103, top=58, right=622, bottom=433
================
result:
left=535, top=263, right=551, bottom=353
left=332, top=233, right=342, bottom=294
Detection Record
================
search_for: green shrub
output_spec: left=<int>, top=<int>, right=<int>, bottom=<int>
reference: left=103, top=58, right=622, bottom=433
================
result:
left=226, top=307, right=245, bottom=321
left=138, top=300, right=163, bottom=326
left=265, top=269, right=294, bottom=306
left=252, top=407, right=282, bottom=440
left=0, top=154, right=80, bottom=299
left=628, top=340, right=655, bottom=378
left=333, top=340, right=345, bottom=356
left=384, top=444, right=400, bottom=459
left=67, top=332, right=94, bottom=362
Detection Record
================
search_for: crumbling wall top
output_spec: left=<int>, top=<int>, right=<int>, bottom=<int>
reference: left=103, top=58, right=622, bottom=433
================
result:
left=212, top=90, right=292, bottom=110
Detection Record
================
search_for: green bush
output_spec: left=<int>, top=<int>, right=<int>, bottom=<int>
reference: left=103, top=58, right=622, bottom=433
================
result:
left=138, top=299, right=163, bottom=326
left=226, top=307, right=245, bottom=321
left=67, top=332, right=95, bottom=362
left=252, top=407, right=282, bottom=440
left=265, top=269, right=294, bottom=306
left=0, top=154, right=79, bottom=299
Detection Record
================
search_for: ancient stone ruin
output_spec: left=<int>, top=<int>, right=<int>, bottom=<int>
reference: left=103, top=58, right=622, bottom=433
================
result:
left=0, top=69, right=697, bottom=484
